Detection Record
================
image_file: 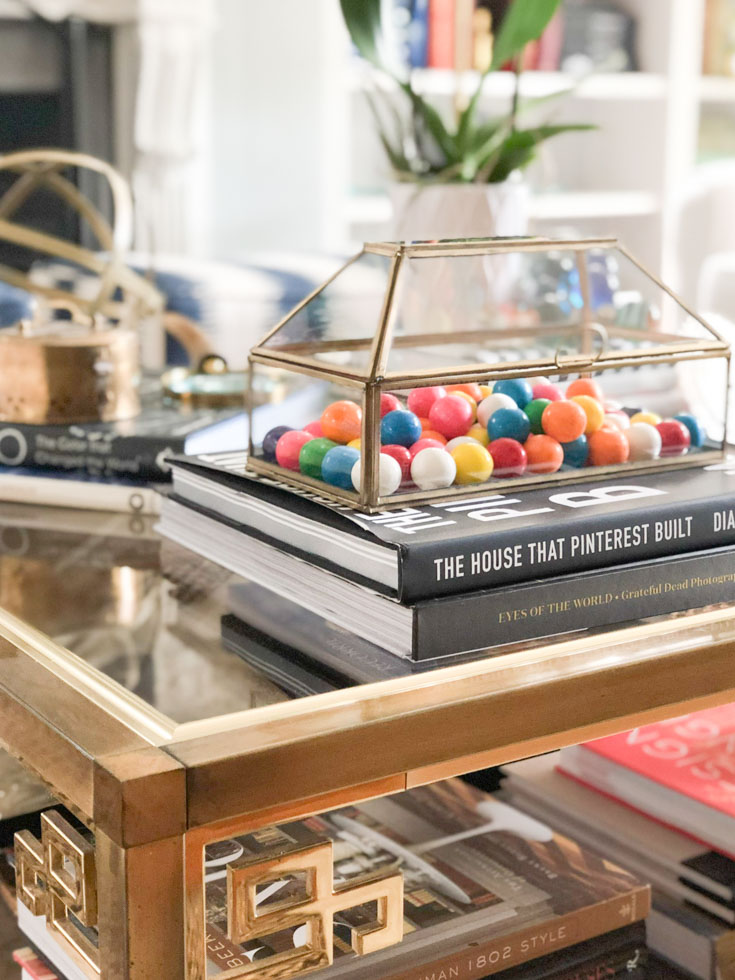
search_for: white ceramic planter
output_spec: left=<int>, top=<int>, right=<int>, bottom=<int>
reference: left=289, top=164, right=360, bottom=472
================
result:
left=389, top=178, right=530, bottom=241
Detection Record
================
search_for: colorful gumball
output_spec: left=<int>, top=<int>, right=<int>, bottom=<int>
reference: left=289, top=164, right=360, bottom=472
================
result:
left=487, top=406, right=531, bottom=443
left=477, top=392, right=517, bottom=428
left=321, top=446, right=361, bottom=489
left=380, top=392, right=401, bottom=417
left=347, top=438, right=361, bottom=449
left=410, top=447, right=457, bottom=490
left=320, top=400, right=362, bottom=443
left=588, top=425, right=630, bottom=466
left=561, top=434, right=588, bottom=468
left=445, top=436, right=477, bottom=453
left=451, top=443, right=494, bottom=485
left=407, top=386, right=446, bottom=418
left=351, top=453, right=402, bottom=496
left=303, top=421, right=323, bottom=438
left=428, top=394, right=474, bottom=439
left=381, top=444, right=411, bottom=482
left=674, top=413, right=706, bottom=447
left=657, top=419, right=691, bottom=457
left=275, top=430, right=313, bottom=470
left=524, top=434, right=564, bottom=474
left=478, top=384, right=493, bottom=399
left=262, top=425, right=292, bottom=461
left=625, top=422, right=661, bottom=461
left=467, top=424, right=490, bottom=446
left=446, top=382, right=483, bottom=402
left=566, top=378, right=604, bottom=403
left=418, top=417, right=432, bottom=431
left=488, top=438, right=527, bottom=477
left=630, top=411, right=661, bottom=427
left=451, top=390, right=478, bottom=421
left=299, top=437, right=338, bottom=479
left=493, top=378, right=533, bottom=409
left=570, top=394, right=605, bottom=435
left=541, top=399, right=587, bottom=442
left=409, top=437, right=445, bottom=460
left=381, top=409, right=423, bottom=447
left=420, top=429, right=448, bottom=445
left=524, top=398, right=551, bottom=435
left=604, top=411, right=630, bottom=431
left=531, top=381, right=562, bottom=403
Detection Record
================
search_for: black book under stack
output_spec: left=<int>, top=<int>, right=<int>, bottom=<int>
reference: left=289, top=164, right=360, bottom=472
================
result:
left=158, top=449, right=735, bottom=695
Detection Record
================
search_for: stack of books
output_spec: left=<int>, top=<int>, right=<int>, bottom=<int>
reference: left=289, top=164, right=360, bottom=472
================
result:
left=160, top=450, right=735, bottom=689
left=501, top=704, right=735, bottom=980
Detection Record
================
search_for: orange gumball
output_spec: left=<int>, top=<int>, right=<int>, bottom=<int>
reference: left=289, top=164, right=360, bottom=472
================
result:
left=570, top=394, right=605, bottom=435
left=420, top=429, right=448, bottom=445
left=524, top=434, right=563, bottom=474
left=451, top=390, right=478, bottom=421
left=588, top=424, right=630, bottom=466
left=320, top=400, right=362, bottom=443
left=541, top=399, right=587, bottom=442
left=566, top=378, right=604, bottom=403
left=447, top=383, right=483, bottom=403
left=419, top=417, right=432, bottom=431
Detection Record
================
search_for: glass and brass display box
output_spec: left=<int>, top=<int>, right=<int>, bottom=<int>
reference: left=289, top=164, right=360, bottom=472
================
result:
left=247, top=237, right=730, bottom=512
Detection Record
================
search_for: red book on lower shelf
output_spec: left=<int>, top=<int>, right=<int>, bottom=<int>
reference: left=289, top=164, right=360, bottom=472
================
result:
left=428, top=0, right=455, bottom=69
left=558, top=704, right=735, bottom=859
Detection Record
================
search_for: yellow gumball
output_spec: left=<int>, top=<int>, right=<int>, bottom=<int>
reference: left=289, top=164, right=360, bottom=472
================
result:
left=450, top=442, right=494, bottom=485
left=452, top=390, right=477, bottom=422
left=571, top=394, right=605, bottom=435
left=467, top=424, right=490, bottom=446
left=478, top=385, right=493, bottom=399
left=630, top=411, right=661, bottom=426
left=347, top=438, right=362, bottom=449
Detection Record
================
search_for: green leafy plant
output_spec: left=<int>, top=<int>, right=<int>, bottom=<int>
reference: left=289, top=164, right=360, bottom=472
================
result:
left=340, top=0, right=593, bottom=184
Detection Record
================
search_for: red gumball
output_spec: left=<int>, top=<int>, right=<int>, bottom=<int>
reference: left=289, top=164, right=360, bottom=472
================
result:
left=380, top=393, right=401, bottom=417
left=275, top=430, right=314, bottom=470
left=588, top=424, right=630, bottom=466
left=381, top=444, right=411, bottom=481
left=407, top=386, right=446, bottom=418
left=524, top=434, right=564, bottom=474
left=656, top=419, right=691, bottom=457
left=428, top=394, right=474, bottom=439
left=488, top=438, right=527, bottom=478
left=409, top=437, right=445, bottom=460
left=303, top=421, right=323, bottom=437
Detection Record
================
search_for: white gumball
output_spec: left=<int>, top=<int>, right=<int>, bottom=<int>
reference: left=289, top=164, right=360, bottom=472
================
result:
left=477, top=392, right=517, bottom=428
left=604, top=411, right=630, bottom=431
left=351, top=454, right=402, bottom=496
left=625, top=422, right=662, bottom=461
left=410, top=447, right=457, bottom=490
left=445, top=436, right=477, bottom=453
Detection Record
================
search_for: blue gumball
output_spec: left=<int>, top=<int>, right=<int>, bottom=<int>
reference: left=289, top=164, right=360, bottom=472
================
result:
left=381, top=409, right=422, bottom=447
left=487, top=407, right=531, bottom=443
left=493, top=378, right=533, bottom=409
left=321, top=446, right=361, bottom=489
left=674, top=413, right=706, bottom=448
left=262, top=425, right=292, bottom=461
left=561, top=434, right=589, bottom=468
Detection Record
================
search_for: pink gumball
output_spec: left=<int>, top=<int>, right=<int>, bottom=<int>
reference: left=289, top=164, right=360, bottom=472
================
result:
left=532, top=382, right=563, bottom=402
left=381, top=444, right=411, bottom=482
left=428, top=394, right=474, bottom=439
left=407, top=386, right=446, bottom=418
left=380, top=393, right=401, bottom=417
left=304, top=421, right=323, bottom=438
left=409, top=437, right=445, bottom=460
left=276, top=430, right=314, bottom=470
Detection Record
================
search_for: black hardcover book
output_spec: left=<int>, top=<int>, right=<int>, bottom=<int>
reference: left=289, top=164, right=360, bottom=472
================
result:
left=489, top=923, right=647, bottom=979
left=162, top=494, right=735, bottom=660
left=168, top=451, right=735, bottom=603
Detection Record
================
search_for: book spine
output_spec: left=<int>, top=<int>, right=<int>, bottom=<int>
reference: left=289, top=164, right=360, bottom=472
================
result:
left=502, top=943, right=647, bottom=980
left=454, top=0, right=475, bottom=71
left=428, top=0, right=455, bottom=68
left=412, top=545, right=735, bottom=659
left=0, top=424, right=184, bottom=480
left=384, top=887, right=650, bottom=980
left=410, top=0, right=430, bottom=67
left=399, top=489, right=735, bottom=602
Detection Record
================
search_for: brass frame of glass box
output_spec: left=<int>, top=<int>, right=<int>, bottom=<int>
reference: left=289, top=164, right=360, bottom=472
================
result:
left=248, top=237, right=731, bottom=513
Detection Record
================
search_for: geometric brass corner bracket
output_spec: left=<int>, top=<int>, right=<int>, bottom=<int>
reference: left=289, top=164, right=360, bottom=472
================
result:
left=15, top=810, right=100, bottom=976
left=224, top=840, right=403, bottom=980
